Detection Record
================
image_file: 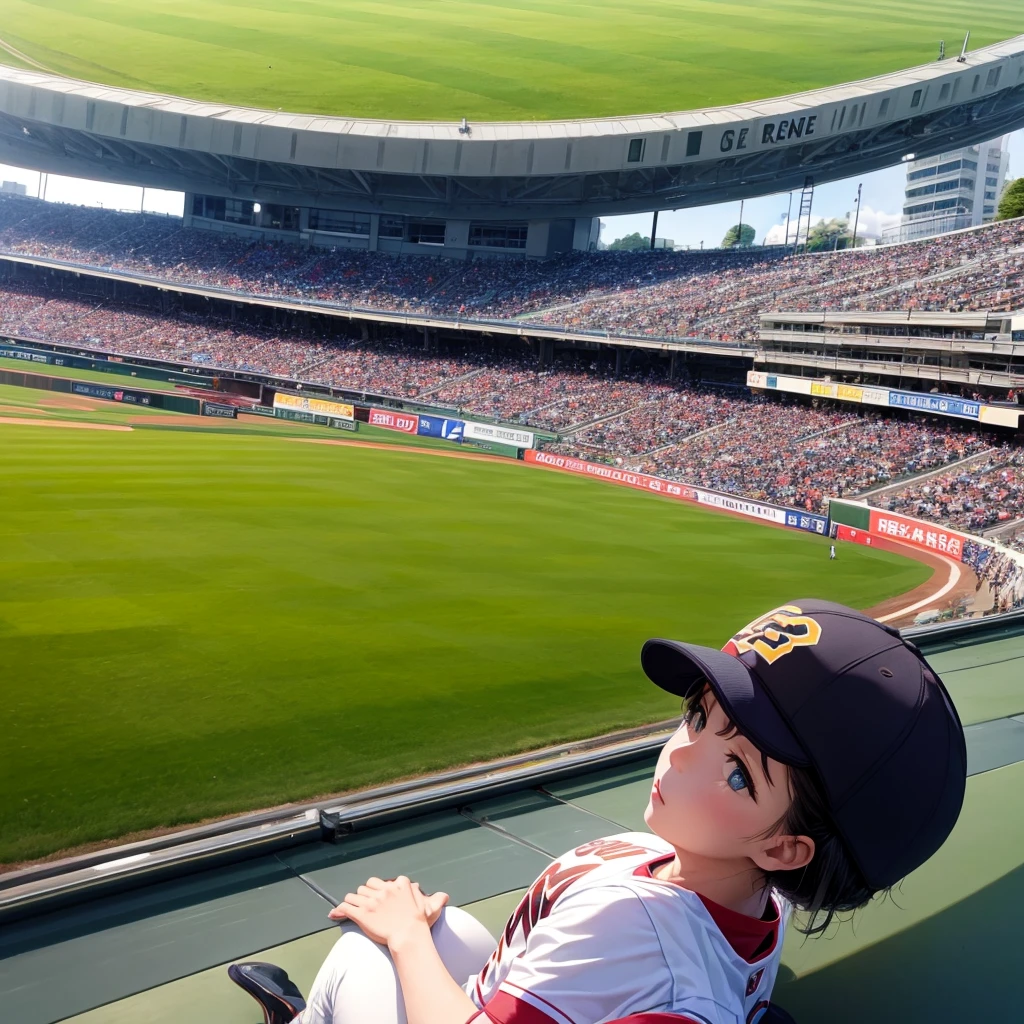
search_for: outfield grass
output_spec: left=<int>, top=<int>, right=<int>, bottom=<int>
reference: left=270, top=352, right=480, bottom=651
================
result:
left=0, top=408, right=930, bottom=863
left=1, top=1, right=1019, bottom=120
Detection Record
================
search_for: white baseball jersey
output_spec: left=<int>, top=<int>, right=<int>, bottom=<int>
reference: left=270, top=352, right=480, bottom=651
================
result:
left=463, top=832, right=787, bottom=1024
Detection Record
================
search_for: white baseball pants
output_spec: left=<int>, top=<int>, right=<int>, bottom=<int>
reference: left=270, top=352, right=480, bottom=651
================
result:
left=299, top=906, right=497, bottom=1024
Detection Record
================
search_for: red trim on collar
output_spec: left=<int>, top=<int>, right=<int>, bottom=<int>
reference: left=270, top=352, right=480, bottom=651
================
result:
left=636, top=854, right=779, bottom=964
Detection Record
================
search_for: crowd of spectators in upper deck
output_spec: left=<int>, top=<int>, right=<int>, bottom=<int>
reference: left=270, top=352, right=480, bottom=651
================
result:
left=2, top=193, right=1024, bottom=344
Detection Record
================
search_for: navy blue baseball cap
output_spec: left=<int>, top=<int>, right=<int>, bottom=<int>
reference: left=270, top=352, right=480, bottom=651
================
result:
left=641, top=600, right=967, bottom=889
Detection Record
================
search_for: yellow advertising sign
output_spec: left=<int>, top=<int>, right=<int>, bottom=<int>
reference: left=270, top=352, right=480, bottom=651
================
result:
left=838, top=384, right=864, bottom=402
left=273, top=392, right=354, bottom=420
left=810, top=382, right=836, bottom=398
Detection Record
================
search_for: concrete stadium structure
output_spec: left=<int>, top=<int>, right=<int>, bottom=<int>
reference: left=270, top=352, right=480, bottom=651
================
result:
left=1, top=34, right=1024, bottom=257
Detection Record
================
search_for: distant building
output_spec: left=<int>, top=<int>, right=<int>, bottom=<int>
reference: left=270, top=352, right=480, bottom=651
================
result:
left=892, top=136, right=1009, bottom=243
left=1, top=180, right=27, bottom=196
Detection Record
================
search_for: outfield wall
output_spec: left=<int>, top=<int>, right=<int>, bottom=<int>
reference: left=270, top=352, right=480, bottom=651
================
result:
left=0, top=369, right=202, bottom=414
left=524, top=451, right=827, bottom=535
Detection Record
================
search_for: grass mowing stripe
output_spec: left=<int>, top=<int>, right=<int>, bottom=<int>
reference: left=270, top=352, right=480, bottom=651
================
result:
left=1, top=0, right=1018, bottom=119
left=0, top=422, right=928, bottom=862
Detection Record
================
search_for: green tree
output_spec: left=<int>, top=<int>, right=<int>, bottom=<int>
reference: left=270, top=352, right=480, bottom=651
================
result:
left=607, top=232, right=650, bottom=251
left=997, top=177, right=1024, bottom=221
left=721, top=223, right=756, bottom=248
left=805, top=217, right=852, bottom=252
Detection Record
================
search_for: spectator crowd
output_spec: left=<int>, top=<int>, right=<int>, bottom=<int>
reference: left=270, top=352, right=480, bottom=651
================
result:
left=2, top=194, right=1024, bottom=574
left=2, top=193, right=1024, bottom=345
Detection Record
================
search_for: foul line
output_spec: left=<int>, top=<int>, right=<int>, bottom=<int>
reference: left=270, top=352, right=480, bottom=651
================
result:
left=876, top=551, right=961, bottom=623
left=0, top=36, right=50, bottom=72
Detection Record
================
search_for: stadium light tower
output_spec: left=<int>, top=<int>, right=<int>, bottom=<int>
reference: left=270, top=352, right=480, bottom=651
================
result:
left=957, top=32, right=970, bottom=63
left=851, top=182, right=862, bottom=249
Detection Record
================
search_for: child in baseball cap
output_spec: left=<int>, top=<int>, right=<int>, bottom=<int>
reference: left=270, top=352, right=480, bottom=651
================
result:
left=229, top=599, right=966, bottom=1024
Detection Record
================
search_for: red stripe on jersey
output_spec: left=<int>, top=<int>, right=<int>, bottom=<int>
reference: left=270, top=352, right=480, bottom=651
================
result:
left=480, top=988, right=567, bottom=1024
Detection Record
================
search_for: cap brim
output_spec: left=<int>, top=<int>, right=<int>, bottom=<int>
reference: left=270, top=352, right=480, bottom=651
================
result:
left=641, top=638, right=810, bottom=767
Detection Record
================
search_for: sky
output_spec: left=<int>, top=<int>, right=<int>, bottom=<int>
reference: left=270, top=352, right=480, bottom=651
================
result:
left=1, top=127, right=1021, bottom=248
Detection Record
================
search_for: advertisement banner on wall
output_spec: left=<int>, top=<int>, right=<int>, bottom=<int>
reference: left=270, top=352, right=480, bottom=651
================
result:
left=835, top=524, right=874, bottom=547
left=693, top=489, right=788, bottom=525
left=463, top=421, right=535, bottom=449
left=887, top=390, right=980, bottom=420
left=784, top=510, right=829, bottom=534
left=525, top=451, right=818, bottom=533
left=202, top=401, right=238, bottom=418
left=525, top=450, right=696, bottom=501
left=369, top=408, right=420, bottom=434
left=417, top=416, right=464, bottom=442
left=273, top=392, right=353, bottom=420
left=72, top=382, right=153, bottom=405
left=868, top=508, right=965, bottom=561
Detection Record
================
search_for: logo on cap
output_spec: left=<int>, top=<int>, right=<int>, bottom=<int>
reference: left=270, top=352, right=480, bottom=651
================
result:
left=725, top=604, right=822, bottom=665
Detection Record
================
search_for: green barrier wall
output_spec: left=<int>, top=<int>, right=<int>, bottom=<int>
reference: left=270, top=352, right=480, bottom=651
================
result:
left=1, top=342, right=216, bottom=389
left=0, top=370, right=202, bottom=415
left=828, top=498, right=871, bottom=529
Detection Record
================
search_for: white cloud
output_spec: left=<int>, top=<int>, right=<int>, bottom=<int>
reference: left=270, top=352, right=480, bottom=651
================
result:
left=853, top=204, right=901, bottom=239
left=762, top=204, right=901, bottom=246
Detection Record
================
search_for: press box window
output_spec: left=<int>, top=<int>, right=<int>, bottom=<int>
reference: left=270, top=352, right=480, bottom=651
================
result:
left=685, top=131, right=702, bottom=157
left=308, top=209, right=371, bottom=235
left=910, top=89, right=922, bottom=108
left=407, top=220, right=445, bottom=246
left=627, top=138, right=645, bottom=163
left=379, top=216, right=405, bottom=239
left=260, top=204, right=300, bottom=231
left=469, top=223, right=527, bottom=249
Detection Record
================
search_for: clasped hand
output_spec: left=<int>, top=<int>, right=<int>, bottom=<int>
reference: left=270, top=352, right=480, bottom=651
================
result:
left=328, top=875, right=449, bottom=949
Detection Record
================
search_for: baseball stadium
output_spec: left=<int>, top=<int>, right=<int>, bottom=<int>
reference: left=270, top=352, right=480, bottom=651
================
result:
left=2, top=3, right=1024, bottom=1023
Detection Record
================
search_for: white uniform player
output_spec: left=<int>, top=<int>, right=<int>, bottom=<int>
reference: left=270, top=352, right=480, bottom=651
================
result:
left=464, top=832, right=786, bottom=1024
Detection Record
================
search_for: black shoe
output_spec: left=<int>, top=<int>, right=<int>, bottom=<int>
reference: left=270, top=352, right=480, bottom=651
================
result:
left=760, top=1005, right=798, bottom=1024
left=228, top=961, right=307, bottom=1024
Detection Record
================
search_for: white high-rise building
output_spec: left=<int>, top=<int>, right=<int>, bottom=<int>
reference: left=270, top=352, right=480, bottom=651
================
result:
left=896, top=136, right=1009, bottom=242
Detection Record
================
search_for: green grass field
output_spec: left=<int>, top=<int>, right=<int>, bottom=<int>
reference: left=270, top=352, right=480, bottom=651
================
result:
left=1, top=1, right=1019, bottom=120
left=0, top=384, right=932, bottom=863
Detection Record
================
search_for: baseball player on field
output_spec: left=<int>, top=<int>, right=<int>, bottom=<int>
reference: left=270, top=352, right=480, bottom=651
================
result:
left=230, top=599, right=966, bottom=1024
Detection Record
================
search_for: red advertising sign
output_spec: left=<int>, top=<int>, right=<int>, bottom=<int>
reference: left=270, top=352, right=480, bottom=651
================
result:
left=525, top=450, right=697, bottom=502
left=836, top=524, right=874, bottom=547
left=867, top=508, right=965, bottom=562
left=369, top=409, right=419, bottom=434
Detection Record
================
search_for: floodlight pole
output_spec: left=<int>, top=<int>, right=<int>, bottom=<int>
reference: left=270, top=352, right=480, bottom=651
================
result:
left=784, top=191, right=793, bottom=249
left=957, top=31, right=970, bottom=63
left=650, top=210, right=658, bottom=250
left=736, top=199, right=744, bottom=247
left=851, top=182, right=862, bottom=249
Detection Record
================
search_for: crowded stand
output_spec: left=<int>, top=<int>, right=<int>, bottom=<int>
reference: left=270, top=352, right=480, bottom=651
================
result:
left=2, top=194, right=1024, bottom=343
left=631, top=407, right=996, bottom=513
left=876, top=449, right=1024, bottom=532
left=962, top=540, right=1024, bottom=614
left=1, top=279, right=1019, bottom=520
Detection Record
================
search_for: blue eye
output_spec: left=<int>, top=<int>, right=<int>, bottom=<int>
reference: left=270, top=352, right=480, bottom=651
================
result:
left=727, top=766, right=748, bottom=792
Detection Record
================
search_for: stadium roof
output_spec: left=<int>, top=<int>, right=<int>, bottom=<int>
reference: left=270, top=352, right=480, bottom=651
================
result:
left=1, top=34, right=1023, bottom=219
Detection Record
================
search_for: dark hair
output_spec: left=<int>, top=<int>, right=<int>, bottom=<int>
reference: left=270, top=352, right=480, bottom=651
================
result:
left=685, top=683, right=882, bottom=935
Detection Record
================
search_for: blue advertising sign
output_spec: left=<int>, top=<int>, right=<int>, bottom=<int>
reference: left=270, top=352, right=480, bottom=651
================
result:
left=784, top=510, right=828, bottom=535
left=417, top=416, right=464, bottom=443
left=767, top=375, right=778, bottom=389
left=888, top=390, right=980, bottom=420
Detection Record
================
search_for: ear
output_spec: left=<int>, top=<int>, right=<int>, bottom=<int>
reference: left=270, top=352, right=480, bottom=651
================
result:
left=750, top=833, right=815, bottom=874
